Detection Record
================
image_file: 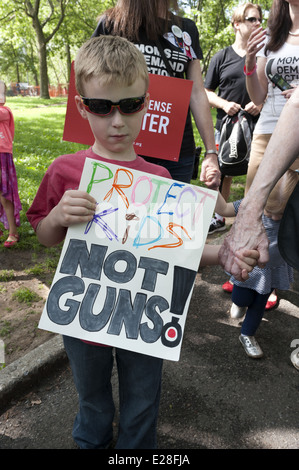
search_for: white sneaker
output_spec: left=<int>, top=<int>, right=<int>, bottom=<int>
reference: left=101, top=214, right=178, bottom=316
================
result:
left=208, top=217, right=226, bottom=234
left=239, top=334, right=264, bottom=358
left=230, top=303, right=246, bottom=319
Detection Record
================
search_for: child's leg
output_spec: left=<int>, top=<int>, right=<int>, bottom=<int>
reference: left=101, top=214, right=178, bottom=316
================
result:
left=231, top=284, right=256, bottom=318
left=232, top=284, right=270, bottom=335
left=116, top=348, right=163, bottom=449
left=0, top=158, right=22, bottom=241
left=240, top=291, right=270, bottom=336
left=232, top=285, right=271, bottom=358
left=232, top=284, right=270, bottom=332
left=63, top=336, right=115, bottom=449
left=232, top=284, right=256, bottom=308
left=0, top=194, right=18, bottom=236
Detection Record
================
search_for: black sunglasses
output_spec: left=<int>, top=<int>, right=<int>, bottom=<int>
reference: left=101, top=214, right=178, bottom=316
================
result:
left=81, top=94, right=146, bottom=116
left=245, top=16, right=262, bottom=23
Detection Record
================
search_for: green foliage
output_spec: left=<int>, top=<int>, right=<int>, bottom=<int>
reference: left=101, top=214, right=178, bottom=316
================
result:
left=0, top=320, right=12, bottom=337
left=26, top=251, right=61, bottom=276
left=0, top=0, right=116, bottom=86
left=0, top=270, right=15, bottom=282
left=185, top=0, right=271, bottom=75
left=0, top=0, right=272, bottom=87
left=12, top=287, right=42, bottom=305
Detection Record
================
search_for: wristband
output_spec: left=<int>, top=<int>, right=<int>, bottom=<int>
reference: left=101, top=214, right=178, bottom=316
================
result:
left=244, top=64, right=257, bottom=76
left=204, top=149, right=218, bottom=157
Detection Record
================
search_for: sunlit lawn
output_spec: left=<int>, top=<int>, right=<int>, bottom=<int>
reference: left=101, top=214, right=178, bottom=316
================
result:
left=2, top=96, right=88, bottom=252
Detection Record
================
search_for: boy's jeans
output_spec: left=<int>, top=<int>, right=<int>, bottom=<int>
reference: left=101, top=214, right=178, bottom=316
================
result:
left=63, top=336, right=163, bottom=449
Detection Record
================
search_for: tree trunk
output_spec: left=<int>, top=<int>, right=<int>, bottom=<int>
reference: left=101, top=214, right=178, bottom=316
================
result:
left=65, top=42, right=72, bottom=84
left=30, top=6, right=50, bottom=99
left=23, top=0, right=66, bottom=99
left=38, top=41, right=50, bottom=99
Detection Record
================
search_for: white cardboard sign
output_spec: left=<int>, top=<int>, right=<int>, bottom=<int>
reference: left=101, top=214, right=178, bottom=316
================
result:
left=39, top=158, right=216, bottom=361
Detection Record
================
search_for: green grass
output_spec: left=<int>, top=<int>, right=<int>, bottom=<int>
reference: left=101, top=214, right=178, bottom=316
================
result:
left=1, top=96, right=88, bottom=255
left=12, top=287, right=42, bottom=305
left=0, top=270, right=15, bottom=282
left=0, top=320, right=12, bottom=337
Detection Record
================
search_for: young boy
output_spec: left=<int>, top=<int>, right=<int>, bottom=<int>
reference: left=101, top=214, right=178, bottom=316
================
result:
left=27, top=36, right=258, bottom=449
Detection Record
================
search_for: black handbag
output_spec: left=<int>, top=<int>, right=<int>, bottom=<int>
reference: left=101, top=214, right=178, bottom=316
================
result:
left=278, top=181, right=299, bottom=271
left=218, top=109, right=255, bottom=177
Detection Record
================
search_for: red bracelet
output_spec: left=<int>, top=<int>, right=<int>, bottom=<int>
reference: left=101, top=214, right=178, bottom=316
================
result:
left=243, top=64, right=257, bottom=76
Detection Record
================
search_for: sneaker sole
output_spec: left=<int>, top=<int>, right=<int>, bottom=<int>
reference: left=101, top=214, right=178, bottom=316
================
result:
left=208, top=226, right=226, bottom=235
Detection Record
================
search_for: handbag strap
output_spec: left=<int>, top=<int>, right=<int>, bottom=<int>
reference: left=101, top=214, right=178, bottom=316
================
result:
left=155, top=38, right=175, bottom=77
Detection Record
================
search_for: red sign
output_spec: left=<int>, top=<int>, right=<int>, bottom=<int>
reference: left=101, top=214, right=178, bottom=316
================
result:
left=63, top=63, right=193, bottom=161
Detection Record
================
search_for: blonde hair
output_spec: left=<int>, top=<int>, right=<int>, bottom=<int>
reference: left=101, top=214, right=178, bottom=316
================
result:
left=231, top=3, right=262, bottom=29
left=265, top=170, right=299, bottom=216
left=75, top=35, right=149, bottom=96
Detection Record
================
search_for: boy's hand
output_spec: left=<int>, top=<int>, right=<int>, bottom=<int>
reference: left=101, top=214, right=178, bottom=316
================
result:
left=233, top=249, right=260, bottom=281
left=54, top=190, right=97, bottom=227
left=205, top=167, right=219, bottom=184
left=200, top=154, right=221, bottom=189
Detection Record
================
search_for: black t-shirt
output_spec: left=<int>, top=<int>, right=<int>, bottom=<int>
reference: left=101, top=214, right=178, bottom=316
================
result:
left=204, top=46, right=254, bottom=130
left=93, top=16, right=203, bottom=160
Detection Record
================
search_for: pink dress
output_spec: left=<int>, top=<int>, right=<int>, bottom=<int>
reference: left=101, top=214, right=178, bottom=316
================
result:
left=0, top=105, right=22, bottom=229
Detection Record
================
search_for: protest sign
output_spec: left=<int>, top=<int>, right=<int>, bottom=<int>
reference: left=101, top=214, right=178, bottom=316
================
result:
left=39, top=158, right=216, bottom=361
left=63, top=63, right=193, bottom=161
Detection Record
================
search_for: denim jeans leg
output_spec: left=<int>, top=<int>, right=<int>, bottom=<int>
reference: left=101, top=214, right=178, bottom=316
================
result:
left=63, top=336, right=115, bottom=449
left=115, top=348, right=163, bottom=449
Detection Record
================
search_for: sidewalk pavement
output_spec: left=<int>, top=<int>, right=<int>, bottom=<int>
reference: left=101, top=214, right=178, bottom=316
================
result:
left=0, top=235, right=299, bottom=449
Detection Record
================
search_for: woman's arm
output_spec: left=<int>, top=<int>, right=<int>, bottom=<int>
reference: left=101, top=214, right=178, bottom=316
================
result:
left=219, top=86, right=299, bottom=278
left=187, top=59, right=220, bottom=189
left=245, top=27, right=268, bottom=106
left=205, top=89, right=241, bottom=116
left=214, top=191, right=236, bottom=218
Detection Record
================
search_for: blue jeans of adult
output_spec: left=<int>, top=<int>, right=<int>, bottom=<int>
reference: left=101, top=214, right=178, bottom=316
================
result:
left=63, top=336, right=163, bottom=449
left=232, top=285, right=271, bottom=336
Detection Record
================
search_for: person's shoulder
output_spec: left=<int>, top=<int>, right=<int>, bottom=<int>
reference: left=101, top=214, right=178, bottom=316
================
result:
left=211, top=45, right=231, bottom=62
left=180, top=16, right=198, bottom=34
left=0, top=105, right=12, bottom=116
left=92, top=14, right=109, bottom=37
left=48, top=148, right=91, bottom=172
left=54, top=149, right=88, bottom=162
left=180, top=16, right=195, bottom=27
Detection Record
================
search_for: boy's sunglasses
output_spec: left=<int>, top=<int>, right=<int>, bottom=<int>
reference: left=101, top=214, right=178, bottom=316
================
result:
left=81, top=94, right=146, bottom=116
left=244, top=16, right=261, bottom=23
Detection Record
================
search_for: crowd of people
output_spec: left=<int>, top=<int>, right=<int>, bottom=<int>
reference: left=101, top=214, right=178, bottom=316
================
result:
left=1, top=0, right=299, bottom=449
left=206, top=0, right=299, bottom=357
